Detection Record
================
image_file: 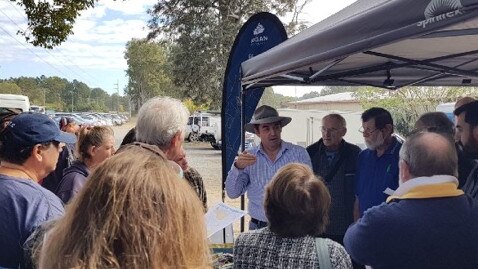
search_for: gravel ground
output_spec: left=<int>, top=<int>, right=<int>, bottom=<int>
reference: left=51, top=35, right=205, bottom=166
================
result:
left=111, top=120, right=248, bottom=235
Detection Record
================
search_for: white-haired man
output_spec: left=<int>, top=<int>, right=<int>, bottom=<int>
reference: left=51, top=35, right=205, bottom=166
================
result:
left=135, top=96, right=189, bottom=161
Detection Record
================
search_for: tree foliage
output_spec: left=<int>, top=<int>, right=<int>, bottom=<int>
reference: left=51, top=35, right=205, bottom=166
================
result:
left=147, top=0, right=311, bottom=108
left=11, top=0, right=96, bottom=48
left=0, top=82, right=22, bottom=94
left=258, top=88, right=295, bottom=108
left=298, top=91, right=320, bottom=100
left=354, top=87, right=478, bottom=136
left=320, top=86, right=357, bottom=96
left=124, top=39, right=175, bottom=110
left=0, top=76, right=127, bottom=112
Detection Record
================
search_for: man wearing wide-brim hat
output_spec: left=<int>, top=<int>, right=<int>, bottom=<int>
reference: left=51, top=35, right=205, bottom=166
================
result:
left=225, top=105, right=312, bottom=230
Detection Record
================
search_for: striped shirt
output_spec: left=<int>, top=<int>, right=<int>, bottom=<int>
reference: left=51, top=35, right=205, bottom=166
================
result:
left=225, top=141, right=312, bottom=221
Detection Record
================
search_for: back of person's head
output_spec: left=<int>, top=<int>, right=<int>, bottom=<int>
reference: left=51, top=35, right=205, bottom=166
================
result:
left=414, top=112, right=454, bottom=139
left=135, top=97, right=189, bottom=149
left=454, top=100, right=478, bottom=127
left=399, top=131, right=457, bottom=178
left=76, top=126, right=114, bottom=162
left=455, top=96, right=475, bottom=109
left=39, top=145, right=210, bottom=268
left=0, top=108, right=20, bottom=131
left=59, top=117, right=79, bottom=134
left=265, top=163, right=331, bottom=238
left=361, top=107, right=394, bottom=129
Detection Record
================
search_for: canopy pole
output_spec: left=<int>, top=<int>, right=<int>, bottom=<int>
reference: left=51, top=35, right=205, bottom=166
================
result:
left=240, top=85, right=247, bottom=232
left=309, top=58, right=346, bottom=80
left=364, top=50, right=478, bottom=79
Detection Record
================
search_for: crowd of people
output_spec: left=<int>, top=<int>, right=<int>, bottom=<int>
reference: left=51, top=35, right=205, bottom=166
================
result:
left=0, top=95, right=477, bottom=268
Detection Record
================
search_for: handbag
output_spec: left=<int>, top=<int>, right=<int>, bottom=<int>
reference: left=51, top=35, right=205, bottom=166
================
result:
left=315, top=237, right=332, bottom=269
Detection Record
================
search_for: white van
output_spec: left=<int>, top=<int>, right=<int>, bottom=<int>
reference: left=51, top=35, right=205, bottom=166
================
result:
left=0, top=94, right=30, bottom=112
left=185, top=112, right=222, bottom=149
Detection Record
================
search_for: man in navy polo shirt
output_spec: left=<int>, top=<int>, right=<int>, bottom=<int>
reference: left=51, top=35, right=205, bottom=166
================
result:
left=354, top=107, right=402, bottom=218
left=0, top=113, right=76, bottom=268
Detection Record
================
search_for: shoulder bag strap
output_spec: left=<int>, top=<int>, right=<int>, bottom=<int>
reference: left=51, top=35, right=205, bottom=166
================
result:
left=315, top=237, right=332, bottom=269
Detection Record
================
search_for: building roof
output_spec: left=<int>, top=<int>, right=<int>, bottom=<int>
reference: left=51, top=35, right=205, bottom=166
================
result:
left=292, top=92, right=357, bottom=104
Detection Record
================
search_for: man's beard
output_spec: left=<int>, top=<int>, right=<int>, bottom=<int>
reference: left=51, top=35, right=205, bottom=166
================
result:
left=464, top=133, right=478, bottom=159
left=365, top=132, right=384, bottom=150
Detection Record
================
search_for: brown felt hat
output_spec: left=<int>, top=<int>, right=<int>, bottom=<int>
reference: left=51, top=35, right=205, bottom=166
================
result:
left=244, top=105, right=291, bottom=133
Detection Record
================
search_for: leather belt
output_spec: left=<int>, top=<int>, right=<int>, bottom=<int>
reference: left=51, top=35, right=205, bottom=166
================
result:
left=250, top=218, right=268, bottom=226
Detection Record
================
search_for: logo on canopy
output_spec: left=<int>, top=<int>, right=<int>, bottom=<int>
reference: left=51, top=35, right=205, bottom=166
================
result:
left=425, top=0, right=462, bottom=18
left=417, top=0, right=463, bottom=28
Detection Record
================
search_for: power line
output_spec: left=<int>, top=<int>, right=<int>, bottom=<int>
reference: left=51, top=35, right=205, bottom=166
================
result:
left=0, top=24, right=73, bottom=79
left=3, top=1, right=105, bottom=87
left=0, top=7, right=102, bottom=87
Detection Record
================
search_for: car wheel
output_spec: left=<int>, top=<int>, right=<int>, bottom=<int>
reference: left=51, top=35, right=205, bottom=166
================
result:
left=189, top=132, right=199, bottom=142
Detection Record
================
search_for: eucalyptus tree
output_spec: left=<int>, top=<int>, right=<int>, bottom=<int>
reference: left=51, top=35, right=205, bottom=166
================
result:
left=147, top=0, right=311, bottom=108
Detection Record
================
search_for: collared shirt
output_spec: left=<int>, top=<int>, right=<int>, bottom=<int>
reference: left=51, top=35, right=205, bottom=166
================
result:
left=386, top=175, right=463, bottom=202
left=344, top=175, right=478, bottom=269
left=225, top=141, right=312, bottom=221
left=355, top=137, right=401, bottom=216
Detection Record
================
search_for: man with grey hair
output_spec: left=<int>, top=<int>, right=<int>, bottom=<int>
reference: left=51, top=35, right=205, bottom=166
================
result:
left=306, top=113, right=360, bottom=245
left=344, top=131, right=478, bottom=268
left=135, top=96, right=189, bottom=161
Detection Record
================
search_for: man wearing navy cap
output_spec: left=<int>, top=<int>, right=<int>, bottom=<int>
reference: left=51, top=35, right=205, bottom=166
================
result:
left=454, top=101, right=478, bottom=198
left=0, top=113, right=76, bottom=268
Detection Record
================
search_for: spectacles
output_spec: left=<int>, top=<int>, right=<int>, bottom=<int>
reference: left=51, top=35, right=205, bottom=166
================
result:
left=321, top=127, right=340, bottom=133
left=358, top=127, right=379, bottom=135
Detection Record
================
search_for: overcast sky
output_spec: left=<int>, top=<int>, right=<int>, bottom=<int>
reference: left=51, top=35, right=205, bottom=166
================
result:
left=0, top=0, right=356, bottom=97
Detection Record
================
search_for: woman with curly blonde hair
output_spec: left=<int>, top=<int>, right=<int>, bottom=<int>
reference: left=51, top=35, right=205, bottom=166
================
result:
left=39, top=144, right=211, bottom=268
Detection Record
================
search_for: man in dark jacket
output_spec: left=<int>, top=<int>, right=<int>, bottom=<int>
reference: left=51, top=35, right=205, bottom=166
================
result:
left=307, top=113, right=360, bottom=245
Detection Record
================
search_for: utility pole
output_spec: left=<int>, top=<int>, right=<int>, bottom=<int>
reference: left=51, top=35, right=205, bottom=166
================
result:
left=71, top=84, right=75, bottom=112
left=114, top=80, right=119, bottom=112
